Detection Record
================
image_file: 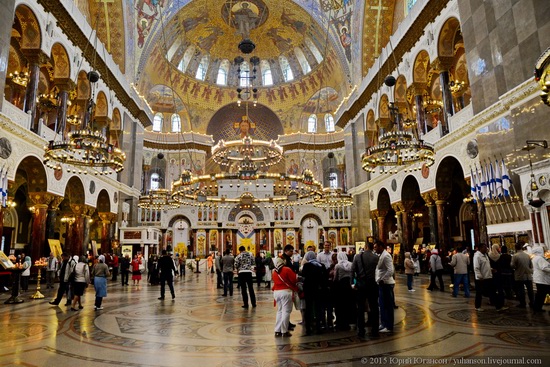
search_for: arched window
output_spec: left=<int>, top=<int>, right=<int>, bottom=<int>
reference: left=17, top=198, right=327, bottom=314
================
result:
left=307, top=114, right=317, bottom=133
left=153, top=113, right=163, bottom=132
left=305, top=37, right=323, bottom=63
left=216, top=59, right=230, bottom=85
left=294, top=47, right=311, bottom=74
left=150, top=173, right=160, bottom=190
left=178, top=45, right=195, bottom=72
left=329, top=172, right=338, bottom=189
left=195, top=55, right=209, bottom=80
left=279, top=56, right=294, bottom=82
left=239, top=61, right=250, bottom=87
left=260, top=60, right=273, bottom=86
left=171, top=114, right=181, bottom=133
left=324, top=114, right=335, bottom=132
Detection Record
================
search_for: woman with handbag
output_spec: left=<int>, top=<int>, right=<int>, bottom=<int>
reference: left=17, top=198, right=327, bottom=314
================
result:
left=132, top=255, right=143, bottom=286
left=271, top=257, right=298, bottom=337
left=71, top=256, right=90, bottom=311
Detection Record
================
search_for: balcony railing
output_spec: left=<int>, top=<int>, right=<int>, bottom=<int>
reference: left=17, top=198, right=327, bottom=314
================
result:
left=1, top=98, right=31, bottom=130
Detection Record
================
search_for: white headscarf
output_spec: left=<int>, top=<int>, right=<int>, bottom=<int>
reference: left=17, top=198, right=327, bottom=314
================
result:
left=336, top=251, right=352, bottom=271
left=98, top=255, right=105, bottom=263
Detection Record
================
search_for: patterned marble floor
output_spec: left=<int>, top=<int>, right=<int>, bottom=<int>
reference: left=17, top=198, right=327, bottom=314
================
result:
left=0, top=273, right=549, bottom=367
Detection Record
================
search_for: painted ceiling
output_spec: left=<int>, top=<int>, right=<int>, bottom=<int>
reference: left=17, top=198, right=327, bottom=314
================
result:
left=75, top=1, right=403, bottom=135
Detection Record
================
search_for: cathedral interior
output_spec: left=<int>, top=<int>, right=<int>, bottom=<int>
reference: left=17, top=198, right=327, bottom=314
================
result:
left=0, top=0, right=550, bottom=366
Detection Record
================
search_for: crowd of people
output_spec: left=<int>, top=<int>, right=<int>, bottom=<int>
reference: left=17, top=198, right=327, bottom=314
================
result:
left=6, top=239, right=548, bottom=338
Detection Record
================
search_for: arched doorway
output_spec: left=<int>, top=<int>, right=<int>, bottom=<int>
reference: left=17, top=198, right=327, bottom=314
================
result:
left=301, top=214, right=322, bottom=250
left=401, top=175, right=427, bottom=251
left=375, top=188, right=395, bottom=243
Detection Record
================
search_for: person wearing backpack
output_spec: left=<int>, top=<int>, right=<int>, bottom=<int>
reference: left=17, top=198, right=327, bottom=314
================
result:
left=352, top=241, right=380, bottom=339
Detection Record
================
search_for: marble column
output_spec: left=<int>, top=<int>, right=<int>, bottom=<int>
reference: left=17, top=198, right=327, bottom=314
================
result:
left=54, top=80, right=75, bottom=135
left=411, top=83, right=428, bottom=135
left=28, top=193, right=54, bottom=263
left=422, top=193, right=437, bottom=245
left=530, top=211, right=539, bottom=244
left=22, top=53, right=48, bottom=132
left=435, top=200, right=448, bottom=251
left=432, top=57, right=455, bottom=135
left=371, top=211, right=379, bottom=242
left=0, top=0, right=16, bottom=111
left=69, top=204, right=86, bottom=256
left=46, top=196, right=64, bottom=240
left=99, top=212, right=111, bottom=254
left=0, top=207, right=4, bottom=244
left=536, top=211, right=544, bottom=245
left=377, top=210, right=388, bottom=243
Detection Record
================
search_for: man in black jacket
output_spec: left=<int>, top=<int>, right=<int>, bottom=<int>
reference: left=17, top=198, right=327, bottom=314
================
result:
left=158, top=250, right=177, bottom=300
left=351, top=241, right=380, bottom=339
left=49, top=253, right=70, bottom=306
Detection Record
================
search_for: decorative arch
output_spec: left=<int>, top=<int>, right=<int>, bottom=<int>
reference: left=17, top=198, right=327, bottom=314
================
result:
left=14, top=5, right=42, bottom=50
left=413, top=50, right=431, bottom=84
left=438, top=17, right=461, bottom=58
left=378, top=94, right=390, bottom=119
left=394, top=75, right=408, bottom=104
left=13, top=155, right=48, bottom=193
left=51, top=43, right=71, bottom=79
left=76, top=70, right=91, bottom=100
left=377, top=188, right=391, bottom=212
left=95, top=91, right=108, bottom=117
left=111, top=108, right=122, bottom=130
left=63, top=176, right=86, bottom=205
left=299, top=213, right=322, bottom=225
left=96, top=189, right=111, bottom=213
left=168, top=215, right=192, bottom=228
left=435, top=155, right=468, bottom=199
left=227, top=205, right=264, bottom=222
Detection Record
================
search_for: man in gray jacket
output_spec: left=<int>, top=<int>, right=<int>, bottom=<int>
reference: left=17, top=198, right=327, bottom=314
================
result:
left=511, top=242, right=534, bottom=308
left=222, top=249, right=235, bottom=297
left=450, top=245, right=470, bottom=298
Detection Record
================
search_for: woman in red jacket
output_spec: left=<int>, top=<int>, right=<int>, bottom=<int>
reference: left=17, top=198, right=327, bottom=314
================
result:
left=272, top=257, right=297, bottom=337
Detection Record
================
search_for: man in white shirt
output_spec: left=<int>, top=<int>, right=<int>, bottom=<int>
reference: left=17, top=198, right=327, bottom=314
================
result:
left=375, top=241, right=395, bottom=333
left=291, top=250, right=301, bottom=273
left=317, top=242, right=333, bottom=269
left=473, top=243, right=507, bottom=312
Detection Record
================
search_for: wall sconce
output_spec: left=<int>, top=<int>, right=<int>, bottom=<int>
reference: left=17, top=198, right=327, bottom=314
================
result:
left=524, top=140, right=548, bottom=208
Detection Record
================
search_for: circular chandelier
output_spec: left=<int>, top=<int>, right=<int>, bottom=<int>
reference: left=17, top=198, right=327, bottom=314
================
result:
left=211, top=136, right=283, bottom=170
left=171, top=169, right=322, bottom=207
left=44, top=128, right=126, bottom=175
left=138, top=188, right=180, bottom=210
left=313, top=188, right=353, bottom=209
left=361, top=130, right=435, bottom=174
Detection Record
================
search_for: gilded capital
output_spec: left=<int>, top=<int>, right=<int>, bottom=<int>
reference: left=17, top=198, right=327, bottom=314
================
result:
left=28, top=192, right=55, bottom=207
left=431, top=57, right=454, bottom=72
left=49, top=196, right=65, bottom=211
left=410, top=82, right=427, bottom=96
left=422, top=192, right=435, bottom=205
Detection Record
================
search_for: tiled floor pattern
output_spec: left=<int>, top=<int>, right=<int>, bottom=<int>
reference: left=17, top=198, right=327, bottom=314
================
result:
left=0, top=273, right=548, bottom=367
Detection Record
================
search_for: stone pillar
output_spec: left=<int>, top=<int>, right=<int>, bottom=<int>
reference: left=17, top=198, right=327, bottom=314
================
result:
left=46, top=196, right=64, bottom=240
left=411, top=83, right=428, bottom=135
left=69, top=204, right=86, bottom=256
left=422, top=192, right=438, bottom=245
left=377, top=210, right=388, bottom=243
left=99, top=212, right=111, bottom=254
left=432, top=57, right=455, bottom=135
left=0, top=0, right=16, bottom=111
left=22, top=52, right=48, bottom=132
left=536, top=211, right=544, bottom=245
left=371, top=210, right=379, bottom=241
left=530, top=211, right=539, bottom=244
left=28, top=192, right=54, bottom=263
left=435, top=199, right=448, bottom=251
left=54, top=80, right=75, bottom=135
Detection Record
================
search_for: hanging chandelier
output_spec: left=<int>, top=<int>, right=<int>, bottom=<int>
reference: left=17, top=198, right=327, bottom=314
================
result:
left=313, top=188, right=353, bottom=209
left=138, top=188, right=180, bottom=210
left=9, top=71, right=29, bottom=87
left=211, top=134, right=283, bottom=171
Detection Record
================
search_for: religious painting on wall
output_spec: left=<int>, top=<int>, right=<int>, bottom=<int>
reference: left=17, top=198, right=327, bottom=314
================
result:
left=328, top=229, right=338, bottom=246
left=274, top=229, right=283, bottom=250
left=340, top=228, right=349, bottom=246
left=286, top=229, right=296, bottom=247
left=237, top=215, right=255, bottom=253
left=196, top=230, right=207, bottom=257
left=209, top=229, right=218, bottom=251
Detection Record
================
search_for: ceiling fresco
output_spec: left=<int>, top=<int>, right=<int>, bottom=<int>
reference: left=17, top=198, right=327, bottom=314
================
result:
left=68, top=1, right=409, bottom=133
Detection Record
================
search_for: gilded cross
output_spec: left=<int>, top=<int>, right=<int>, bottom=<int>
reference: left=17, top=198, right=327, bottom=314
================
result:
left=97, top=0, right=114, bottom=52
left=370, top=0, right=389, bottom=56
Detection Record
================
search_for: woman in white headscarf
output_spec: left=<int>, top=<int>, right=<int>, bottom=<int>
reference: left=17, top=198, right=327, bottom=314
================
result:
left=334, top=251, right=354, bottom=331
left=271, top=257, right=297, bottom=337
left=70, top=256, right=90, bottom=311
left=92, top=255, right=110, bottom=310
left=531, top=246, right=550, bottom=312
